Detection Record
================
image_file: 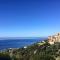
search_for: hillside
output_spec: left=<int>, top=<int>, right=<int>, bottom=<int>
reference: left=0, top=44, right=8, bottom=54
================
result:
left=0, top=39, right=60, bottom=60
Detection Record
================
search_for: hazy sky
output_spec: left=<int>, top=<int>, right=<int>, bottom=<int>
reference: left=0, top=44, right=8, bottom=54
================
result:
left=0, top=0, right=60, bottom=37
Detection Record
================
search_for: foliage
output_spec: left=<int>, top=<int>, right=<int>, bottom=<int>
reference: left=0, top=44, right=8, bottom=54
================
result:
left=0, top=40, right=60, bottom=60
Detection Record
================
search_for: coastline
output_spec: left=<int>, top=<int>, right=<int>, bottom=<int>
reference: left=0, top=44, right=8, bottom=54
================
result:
left=0, top=38, right=47, bottom=50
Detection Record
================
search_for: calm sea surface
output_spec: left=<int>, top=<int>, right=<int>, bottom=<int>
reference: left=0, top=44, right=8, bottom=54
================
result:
left=0, top=38, right=45, bottom=50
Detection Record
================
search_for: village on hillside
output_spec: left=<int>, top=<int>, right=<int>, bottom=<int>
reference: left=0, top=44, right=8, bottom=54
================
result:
left=48, top=33, right=60, bottom=44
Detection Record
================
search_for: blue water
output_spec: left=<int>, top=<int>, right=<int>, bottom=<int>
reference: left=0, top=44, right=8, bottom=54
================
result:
left=0, top=38, right=45, bottom=50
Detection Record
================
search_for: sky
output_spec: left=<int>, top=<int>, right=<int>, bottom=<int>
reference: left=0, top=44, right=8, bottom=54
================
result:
left=0, top=0, right=60, bottom=37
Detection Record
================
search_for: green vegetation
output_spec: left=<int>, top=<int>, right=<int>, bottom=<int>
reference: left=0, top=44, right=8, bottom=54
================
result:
left=0, top=53, right=11, bottom=60
left=0, top=40, right=60, bottom=60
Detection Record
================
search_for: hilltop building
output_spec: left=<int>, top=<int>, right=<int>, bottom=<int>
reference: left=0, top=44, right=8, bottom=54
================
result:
left=48, top=33, right=60, bottom=44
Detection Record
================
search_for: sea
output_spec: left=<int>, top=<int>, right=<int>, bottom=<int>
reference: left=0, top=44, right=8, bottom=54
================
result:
left=0, top=38, right=46, bottom=50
